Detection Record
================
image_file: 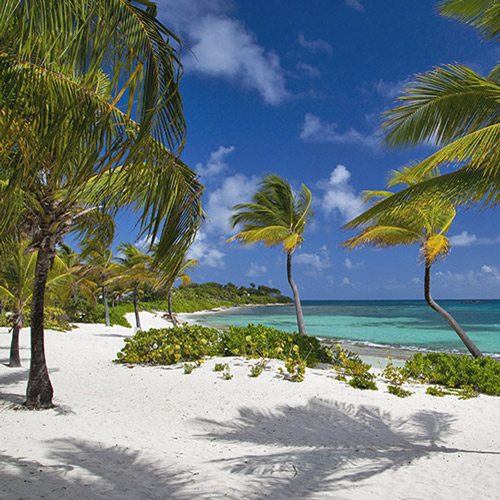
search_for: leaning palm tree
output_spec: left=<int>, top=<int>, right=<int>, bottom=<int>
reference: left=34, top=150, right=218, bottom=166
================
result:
left=0, top=1, right=203, bottom=408
left=116, top=243, right=157, bottom=330
left=342, top=168, right=483, bottom=358
left=227, top=174, right=314, bottom=335
left=352, top=0, right=500, bottom=223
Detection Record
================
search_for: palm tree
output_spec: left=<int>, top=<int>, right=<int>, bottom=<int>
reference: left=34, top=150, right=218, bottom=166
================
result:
left=227, top=174, right=314, bottom=335
left=0, top=238, right=71, bottom=366
left=342, top=169, right=484, bottom=358
left=116, top=243, right=157, bottom=330
left=352, top=0, right=500, bottom=222
left=0, top=1, right=203, bottom=408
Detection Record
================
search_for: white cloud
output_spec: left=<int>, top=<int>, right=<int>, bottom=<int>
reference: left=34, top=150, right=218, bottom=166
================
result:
left=158, top=1, right=288, bottom=105
left=346, top=0, right=364, bottom=12
left=187, top=231, right=225, bottom=268
left=345, top=258, right=364, bottom=270
left=342, top=277, right=351, bottom=285
left=317, top=165, right=365, bottom=222
left=412, top=277, right=422, bottom=285
left=294, top=245, right=331, bottom=270
left=297, top=33, right=333, bottom=54
left=204, top=174, right=259, bottom=234
left=449, top=231, right=478, bottom=247
left=295, top=62, right=321, bottom=79
left=195, top=145, right=235, bottom=178
left=246, top=262, right=268, bottom=277
left=300, top=113, right=379, bottom=149
left=372, top=78, right=410, bottom=100
left=482, top=264, right=496, bottom=274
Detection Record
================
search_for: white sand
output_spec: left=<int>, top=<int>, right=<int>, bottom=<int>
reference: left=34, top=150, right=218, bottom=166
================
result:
left=1, top=311, right=499, bottom=499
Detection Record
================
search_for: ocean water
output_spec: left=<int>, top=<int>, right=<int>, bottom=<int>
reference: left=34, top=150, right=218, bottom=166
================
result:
left=192, top=300, right=500, bottom=356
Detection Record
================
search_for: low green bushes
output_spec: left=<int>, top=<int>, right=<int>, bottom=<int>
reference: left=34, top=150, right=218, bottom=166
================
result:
left=403, top=352, right=500, bottom=396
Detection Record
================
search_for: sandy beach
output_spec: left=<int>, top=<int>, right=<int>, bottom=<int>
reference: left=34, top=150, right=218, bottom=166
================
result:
left=1, top=312, right=499, bottom=499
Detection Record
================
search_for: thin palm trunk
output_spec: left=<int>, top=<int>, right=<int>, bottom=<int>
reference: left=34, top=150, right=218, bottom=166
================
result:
left=102, top=285, right=110, bottom=327
left=168, top=288, right=178, bottom=327
left=9, top=322, right=21, bottom=367
left=133, top=282, right=142, bottom=330
left=424, top=263, right=483, bottom=358
left=25, top=247, right=54, bottom=408
left=287, top=251, right=307, bottom=335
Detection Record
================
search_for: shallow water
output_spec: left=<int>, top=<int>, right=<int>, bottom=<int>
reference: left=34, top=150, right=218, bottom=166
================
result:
left=191, top=300, right=500, bottom=356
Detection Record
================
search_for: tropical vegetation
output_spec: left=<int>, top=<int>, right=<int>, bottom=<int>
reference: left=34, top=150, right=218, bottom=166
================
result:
left=342, top=168, right=484, bottom=358
left=227, top=174, right=314, bottom=335
left=0, top=1, right=203, bottom=408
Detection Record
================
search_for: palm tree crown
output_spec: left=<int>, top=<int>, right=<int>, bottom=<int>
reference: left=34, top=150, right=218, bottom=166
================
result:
left=227, top=174, right=314, bottom=335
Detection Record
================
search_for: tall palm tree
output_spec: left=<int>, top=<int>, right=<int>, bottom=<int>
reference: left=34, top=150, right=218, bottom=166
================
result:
left=352, top=0, right=500, bottom=222
left=0, top=1, right=203, bottom=408
left=116, top=243, right=156, bottom=330
left=342, top=169, right=484, bottom=358
left=227, top=174, right=314, bottom=335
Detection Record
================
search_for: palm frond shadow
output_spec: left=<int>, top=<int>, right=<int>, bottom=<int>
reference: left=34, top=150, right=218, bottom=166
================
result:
left=195, top=397, right=480, bottom=498
left=0, top=438, right=192, bottom=500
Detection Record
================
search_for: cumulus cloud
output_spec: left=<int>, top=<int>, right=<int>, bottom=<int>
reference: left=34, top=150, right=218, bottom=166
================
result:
left=300, top=113, right=379, bottom=149
left=157, top=0, right=288, bottom=105
left=205, top=174, right=259, bottom=234
left=294, top=245, right=331, bottom=270
left=342, top=277, right=351, bottom=285
left=297, top=33, right=333, bottom=54
left=187, top=231, right=225, bottom=268
left=246, top=262, right=268, bottom=277
left=195, top=145, right=235, bottom=178
left=317, top=165, right=364, bottom=222
left=346, top=0, right=364, bottom=12
left=449, top=231, right=478, bottom=247
left=345, top=258, right=364, bottom=270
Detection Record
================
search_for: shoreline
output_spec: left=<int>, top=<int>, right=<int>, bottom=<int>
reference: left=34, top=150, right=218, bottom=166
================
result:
left=176, top=304, right=500, bottom=364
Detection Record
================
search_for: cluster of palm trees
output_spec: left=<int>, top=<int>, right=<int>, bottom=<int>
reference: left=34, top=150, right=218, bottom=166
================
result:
left=0, top=239, right=197, bottom=367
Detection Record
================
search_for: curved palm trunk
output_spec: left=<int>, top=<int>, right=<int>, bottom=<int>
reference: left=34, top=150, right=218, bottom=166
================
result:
left=168, top=288, right=178, bottom=327
left=287, top=251, right=307, bottom=335
left=424, top=263, right=483, bottom=358
left=133, top=282, right=142, bottom=330
left=102, top=285, right=110, bottom=327
left=9, top=323, right=21, bottom=367
left=25, top=247, right=54, bottom=408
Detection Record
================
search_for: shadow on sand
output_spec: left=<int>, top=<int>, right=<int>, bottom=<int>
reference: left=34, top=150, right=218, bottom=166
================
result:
left=0, top=438, right=193, bottom=500
left=196, top=397, right=495, bottom=499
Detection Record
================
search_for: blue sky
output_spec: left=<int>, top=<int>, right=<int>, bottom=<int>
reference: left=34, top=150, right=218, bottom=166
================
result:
left=117, top=0, right=500, bottom=300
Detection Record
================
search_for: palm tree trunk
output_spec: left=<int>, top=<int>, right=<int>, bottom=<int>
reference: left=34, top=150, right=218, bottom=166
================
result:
left=168, top=288, right=177, bottom=327
left=424, top=263, right=483, bottom=358
left=133, top=282, right=142, bottom=330
left=25, top=246, right=54, bottom=408
left=102, top=285, right=110, bottom=327
left=9, top=323, right=21, bottom=367
left=287, top=251, right=307, bottom=335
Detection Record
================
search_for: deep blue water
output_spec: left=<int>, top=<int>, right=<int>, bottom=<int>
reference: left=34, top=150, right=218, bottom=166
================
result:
left=192, top=300, right=500, bottom=355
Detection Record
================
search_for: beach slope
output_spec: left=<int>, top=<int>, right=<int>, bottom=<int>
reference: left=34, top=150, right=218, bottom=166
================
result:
left=0, top=313, right=499, bottom=499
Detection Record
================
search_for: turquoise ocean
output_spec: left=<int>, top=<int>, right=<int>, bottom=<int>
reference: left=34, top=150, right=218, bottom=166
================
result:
left=191, top=300, right=500, bottom=357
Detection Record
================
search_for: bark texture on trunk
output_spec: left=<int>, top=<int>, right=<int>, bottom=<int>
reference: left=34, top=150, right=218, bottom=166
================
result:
left=25, top=247, right=54, bottom=408
left=287, top=251, right=307, bottom=335
left=133, top=282, right=142, bottom=330
left=9, top=323, right=21, bottom=367
left=102, top=285, right=110, bottom=327
left=168, top=288, right=177, bottom=327
left=424, top=263, right=483, bottom=358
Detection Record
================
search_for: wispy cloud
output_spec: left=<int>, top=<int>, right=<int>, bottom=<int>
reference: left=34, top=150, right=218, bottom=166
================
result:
left=295, top=246, right=332, bottom=270
left=372, top=78, right=410, bottom=100
left=300, top=113, right=379, bottom=149
left=195, top=145, right=235, bottom=178
left=316, top=165, right=364, bottom=222
left=297, top=33, right=333, bottom=54
left=158, top=0, right=288, bottom=105
left=449, top=231, right=478, bottom=247
left=345, top=258, right=364, bottom=270
left=187, top=231, right=225, bottom=268
left=346, top=0, right=364, bottom=12
left=295, top=62, right=321, bottom=79
left=246, top=262, right=268, bottom=277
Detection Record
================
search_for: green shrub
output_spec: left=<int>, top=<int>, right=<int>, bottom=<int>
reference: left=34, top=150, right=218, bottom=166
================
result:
left=349, top=373, right=378, bottom=390
left=214, top=362, right=229, bottom=372
left=115, top=325, right=223, bottom=365
left=403, top=352, right=500, bottom=396
left=221, top=323, right=330, bottom=367
left=387, top=385, right=412, bottom=398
